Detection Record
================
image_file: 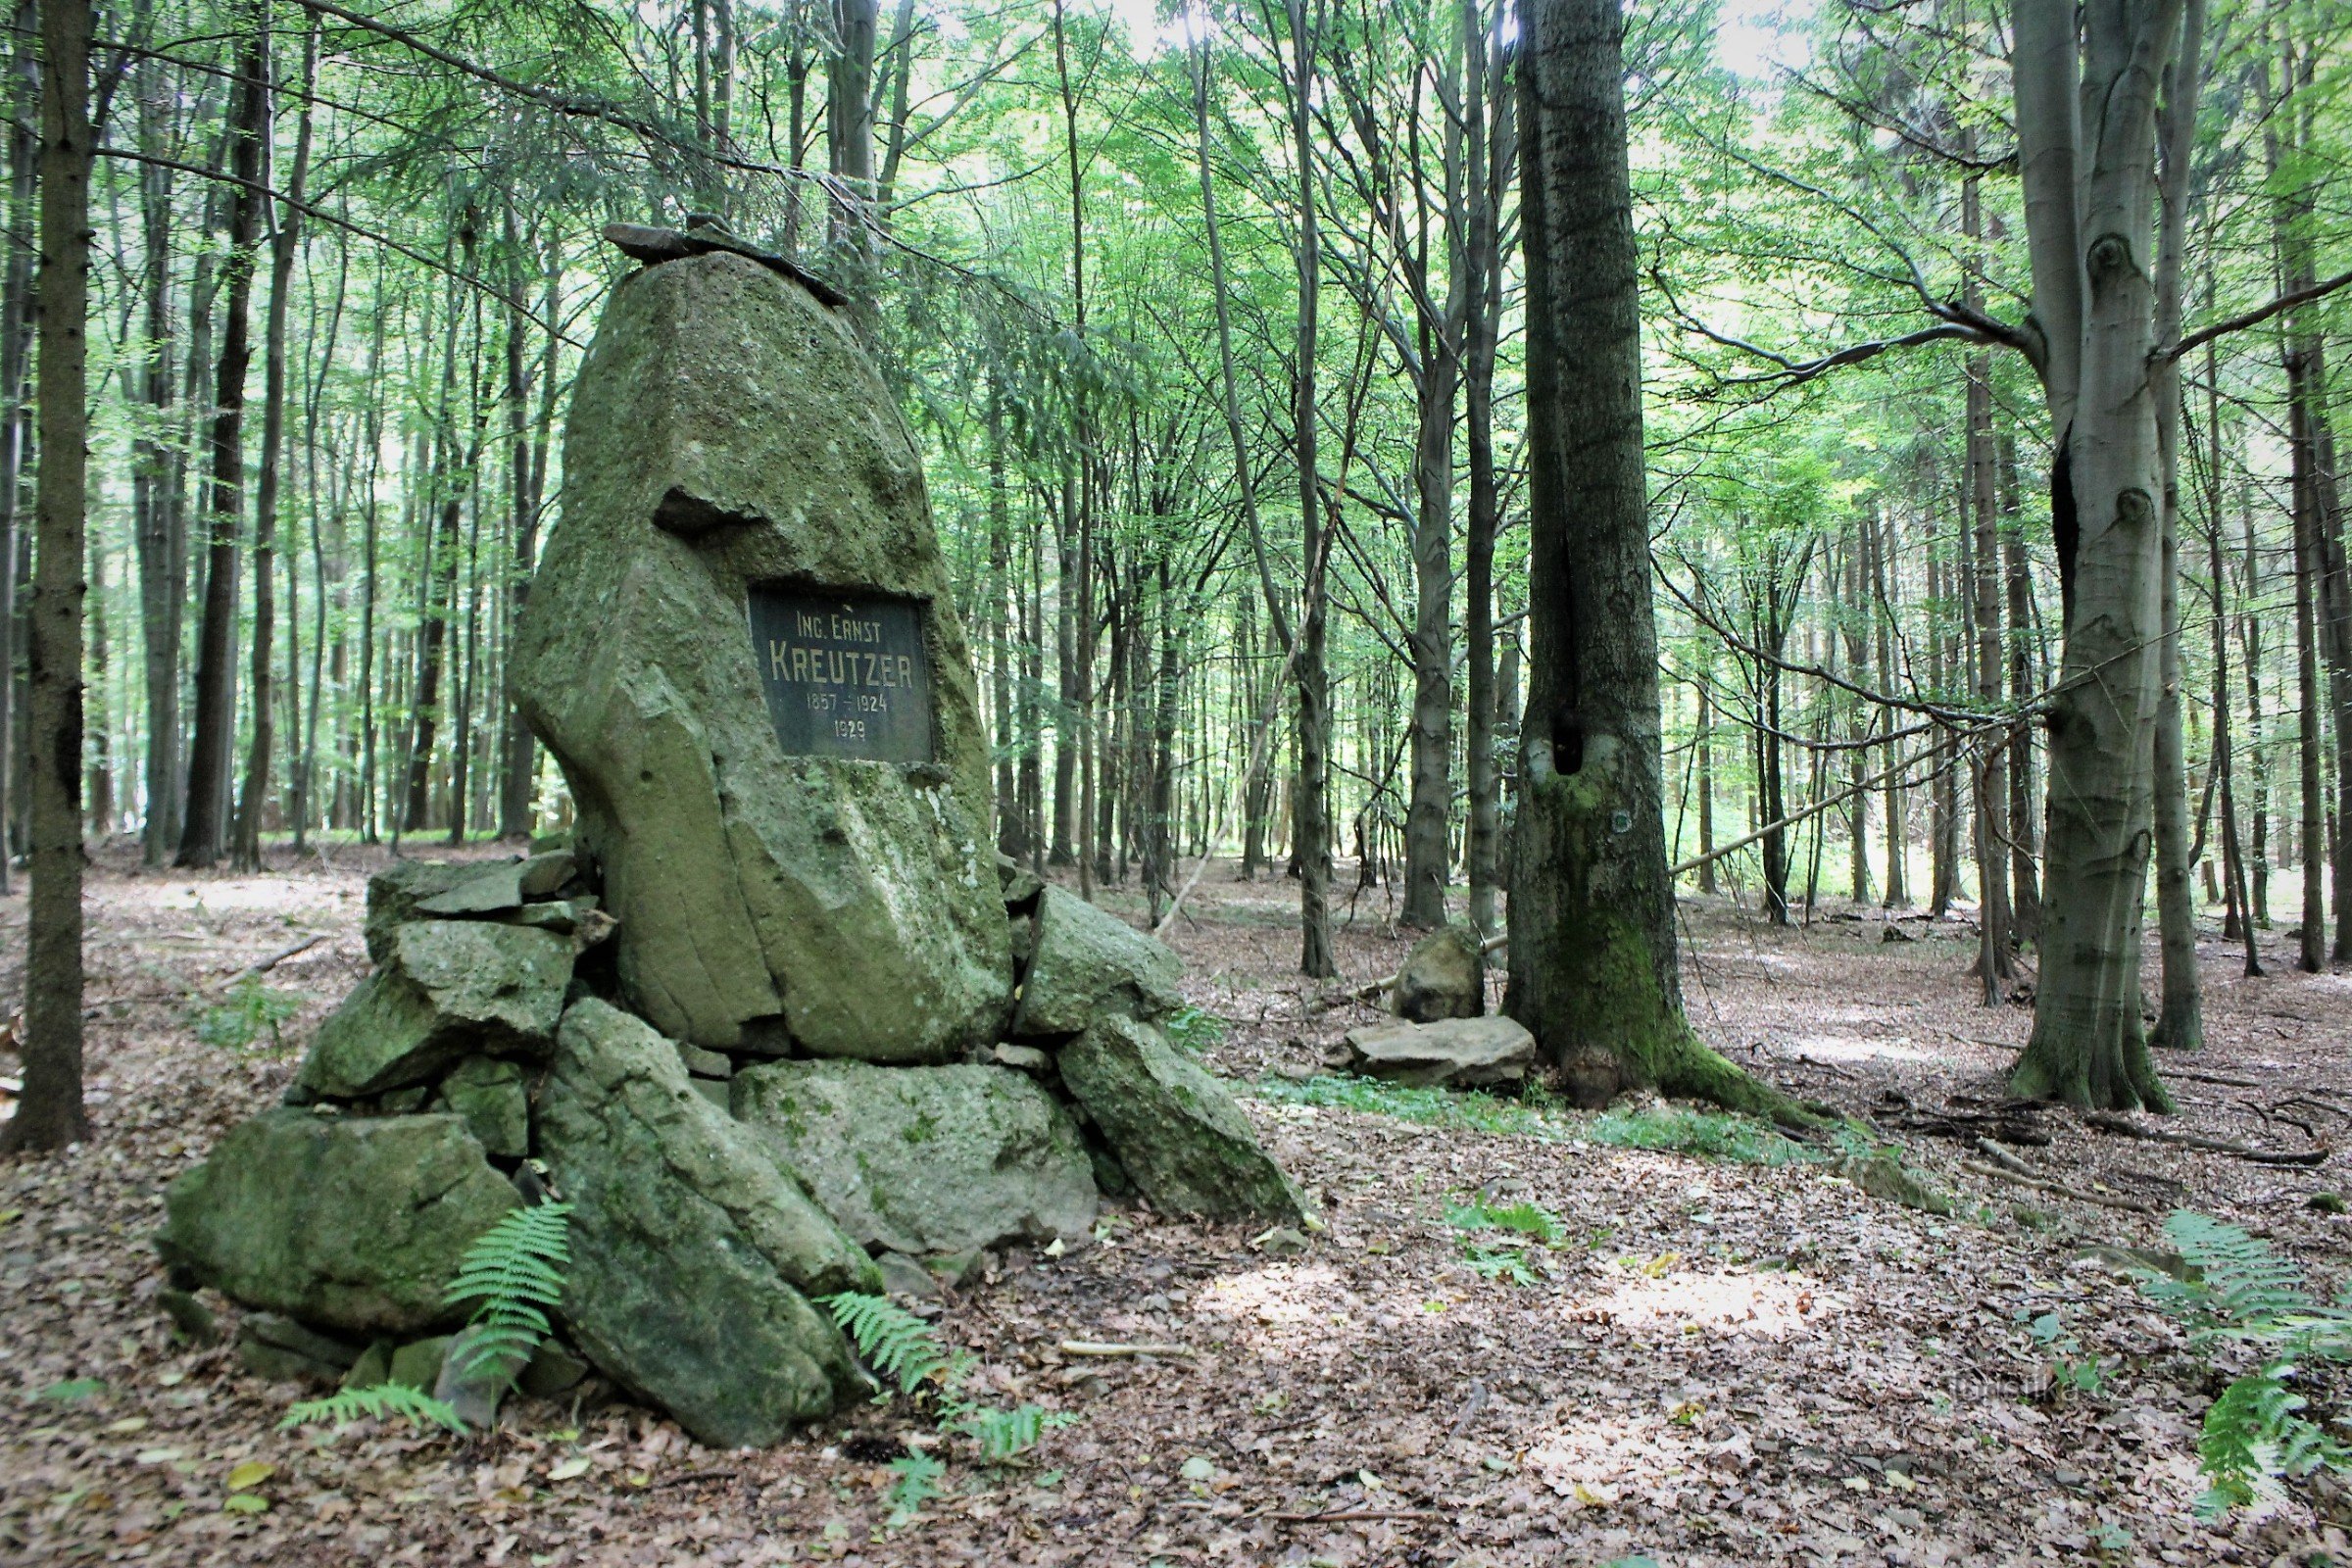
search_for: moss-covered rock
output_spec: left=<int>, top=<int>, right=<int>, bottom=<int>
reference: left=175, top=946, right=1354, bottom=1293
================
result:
left=157, top=1108, right=519, bottom=1337
left=512, top=251, right=1008, bottom=1062
left=732, top=1059, right=1097, bottom=1255
left=296, top=920, right=572, bottom=1099
left=414, top=852, right=578, bottom=917
left=1011, top=887, right=1184, bottom=1039
left=237, top=1312, right=363, bottom=1385
left=1392, top=923, right=1486, bottom=1022
left=1057, top=1016, right=1304, bottom=1224
left=364, top=859, right=469, bottom=964
left=535, top=999, right=876, bottom=1446
left=432, top=1056, right=530, bottom=1159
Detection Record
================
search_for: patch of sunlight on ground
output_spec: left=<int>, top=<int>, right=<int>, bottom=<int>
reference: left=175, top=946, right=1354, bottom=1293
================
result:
left=1569, top=1263, right=1838, bottom=1341
left=1195, top=1263, right=1362, bottom=1340
left=1784, top=1031, right=1947, bottom=1066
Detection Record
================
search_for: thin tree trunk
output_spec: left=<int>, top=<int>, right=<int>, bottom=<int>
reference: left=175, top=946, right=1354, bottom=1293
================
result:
left=1462, top=0, right=1505, bottom=938
left=0, top=0, right=38, bottom=897
left=177, top=13, right=267, bottom=868
left=1286, top=0, right=1334, bottom=979
left=1963, top=169, right=2011, bottom=999
left=131, top=23, right=179, bottom=864
left=2148, top=0, right=2204, bottom=1047
left=7, top=0, right=92, bottom=1152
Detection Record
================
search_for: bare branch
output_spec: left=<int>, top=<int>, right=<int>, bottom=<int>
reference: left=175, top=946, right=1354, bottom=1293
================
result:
left=2163, top=266, right=2352, bottom=363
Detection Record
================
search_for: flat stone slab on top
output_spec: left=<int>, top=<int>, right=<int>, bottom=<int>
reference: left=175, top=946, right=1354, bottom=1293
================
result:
left=1341, top=1015, right=1536, bottom=1089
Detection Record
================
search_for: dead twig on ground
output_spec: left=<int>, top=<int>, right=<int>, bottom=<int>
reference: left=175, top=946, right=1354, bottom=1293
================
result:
left=1056, top=1341, right=1197, bottom=1359
left=1962, top=1159, right=2159, bottom=1214
left=207, top=934, right=328, bottom=995
left=2081, top=1109, right=2328, bottom=1166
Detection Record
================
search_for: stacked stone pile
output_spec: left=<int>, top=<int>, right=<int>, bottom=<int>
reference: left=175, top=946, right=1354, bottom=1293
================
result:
left=154, top=242, right=1304, bottom=1449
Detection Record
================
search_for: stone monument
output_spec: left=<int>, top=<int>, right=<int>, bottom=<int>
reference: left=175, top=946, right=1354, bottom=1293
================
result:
left=154, top=236, right=1304, bottom=1448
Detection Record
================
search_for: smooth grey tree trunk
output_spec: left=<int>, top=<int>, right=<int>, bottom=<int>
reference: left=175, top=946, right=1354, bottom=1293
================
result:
left=2007, top=0, right=2184, bottom=1111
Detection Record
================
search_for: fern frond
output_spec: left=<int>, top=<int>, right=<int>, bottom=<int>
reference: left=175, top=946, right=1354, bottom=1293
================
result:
left=281, top=1383, right=466, bottom=1435
left=820, top=1291, right=956, bottom=1395
left=443, top=1200, right=573, bottom=1391
left=948, top=1402, right=1078, bottom=1462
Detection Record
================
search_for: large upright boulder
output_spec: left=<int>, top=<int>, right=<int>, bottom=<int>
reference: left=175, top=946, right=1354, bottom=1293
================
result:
left=1391, top=924, right=1486, bottom=1022
left=1011, top=887, right=1184, bottom=1039
left=513, top=251, right=1009, bottom=1062
left=157, top=1108, right=518, bottom=1337
left=1059, top=1016, right=1305, bottom=1225
left=535, top=1000, right=877, bottom=1447
left=733, top=1059, right=1098, bottom=1255
left=296, top=920, right=573, bottom=1099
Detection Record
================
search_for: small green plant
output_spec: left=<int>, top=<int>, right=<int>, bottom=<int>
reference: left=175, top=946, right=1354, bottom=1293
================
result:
left=282, top=1382, right=466, bottom=1435
left=2021, top=1309, right=2108, bottom=1395
left=820, top=1291, right=1075, bottom=1511
left=191, top=977, right=304, bottom=1053
left=824, top=1289, right=965, bottom=1396
left=1585, top=1105, right=1809, bottom=1166
left=2137, top=1209, right=2352, bottom=1515
left=1446, top=1196, right=1566, bottom=1287
left=444, top=1200, right=573, bottom=1389
left=1446, top=1198, right=1566, bottom=1245
left=887, top=1452, right=947, bottom=1524
left=1164, top=1005, right=1227, bottom=1054
left=284, top=1201, right=572, bottom=1440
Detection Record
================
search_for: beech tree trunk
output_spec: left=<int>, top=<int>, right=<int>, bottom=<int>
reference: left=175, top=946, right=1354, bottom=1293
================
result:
left=2006, top=0, right=2184, bottom=1111
left=1507, top=0, right=1788, bottom=1118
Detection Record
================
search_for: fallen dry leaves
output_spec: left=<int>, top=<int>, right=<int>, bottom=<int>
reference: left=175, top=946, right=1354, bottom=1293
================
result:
left=2, top=845, right=2349, bottom=1565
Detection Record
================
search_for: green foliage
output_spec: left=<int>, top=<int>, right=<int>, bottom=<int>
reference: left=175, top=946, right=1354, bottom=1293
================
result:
left=2137, top=1210, right=2352, bottom=1516
left=1163, top=1005, right=1227, bottom=1054
left=444, top=1201, right=573, bottom=1391
left=887, top=1452, right=947, bottom=1524
left=36, top=1378, right=107, bottom=1403
left=821, top=1292, right=1075, bottom=1483
left=1446, top=1198, right=1567, bottom=1245
left=2021, top=1309, right=2108, bottom=1395
left=1446, top=1196, right=1568, bottom=1287
left=948, top=1402, right=1077, bottom=1463
left=822, top=1291, right=958, bottom=1396
left=281, top=1383, right=466, bottom=1436
left=1585, top=1105, right=1809, bottom=1166
left=1254, top=1073, right=1569, bottom=1138
left=191, top=977, right=304, bottom=1053
left=1256, top=1075, right=1817, bottom=1168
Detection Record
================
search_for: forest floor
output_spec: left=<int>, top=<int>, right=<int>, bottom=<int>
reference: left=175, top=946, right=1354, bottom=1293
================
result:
left=5, top=844, right=2352, bottom=1567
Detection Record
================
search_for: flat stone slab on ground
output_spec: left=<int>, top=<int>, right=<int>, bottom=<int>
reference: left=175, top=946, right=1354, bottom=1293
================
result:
left=1342, top=1015, right=1536, bottom=1089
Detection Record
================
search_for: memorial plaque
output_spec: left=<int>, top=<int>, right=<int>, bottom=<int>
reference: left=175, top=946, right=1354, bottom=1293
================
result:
left=749, top=587, right=934, bottom=763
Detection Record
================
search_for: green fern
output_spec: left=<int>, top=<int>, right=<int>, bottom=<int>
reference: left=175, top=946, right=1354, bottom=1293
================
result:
left=886, top=1451, right=946, bottom=1523
left=947, top=1402, right=1079, bottom=1462
left=1446, top=1198, right=1565, bottom=1245
left=443, top=1200, right=572, bottom=1390
left=821, top=1291, right=1072, bottom=1465
left=281, top=1382, right=466, bottom=1436
left=821, top=1291, right=955, bottom=1395
left=2139, top=1210, right=2352, bottom=1515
